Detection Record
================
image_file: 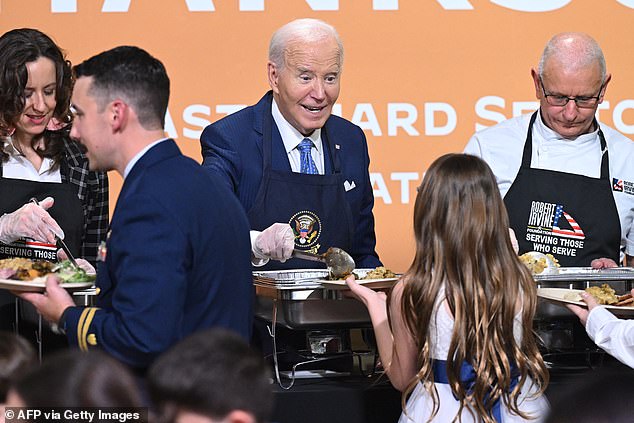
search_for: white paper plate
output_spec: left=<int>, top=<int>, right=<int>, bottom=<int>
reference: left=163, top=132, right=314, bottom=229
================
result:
left=320, top=277, right=398, bottom=290
left=537, top=287, right=634, bottom=316
left=0, top=278, right=94, bottom=293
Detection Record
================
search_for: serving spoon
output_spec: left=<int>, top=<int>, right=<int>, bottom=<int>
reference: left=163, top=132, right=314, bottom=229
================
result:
left=292, top=247, right=355, bottom=279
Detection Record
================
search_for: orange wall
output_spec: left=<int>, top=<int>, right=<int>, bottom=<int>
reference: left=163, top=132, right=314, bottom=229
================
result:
left=3, top=1, right=634, bottom=272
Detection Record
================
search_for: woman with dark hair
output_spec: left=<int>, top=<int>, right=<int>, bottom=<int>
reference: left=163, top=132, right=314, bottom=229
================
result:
left=347, top=154, right=549, bottom=422
left=0, top=28, right=108, bottom=265
left=0, top=28, right=108, bottom=348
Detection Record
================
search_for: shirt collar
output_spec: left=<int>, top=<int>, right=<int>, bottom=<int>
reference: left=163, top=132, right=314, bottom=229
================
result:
left=2, top=137, right=56, bottom=175
left=534, top=109, right=600, bottom=144
left=1, top=137, right=19, bottom=156
left=271, top=98, right=322, bottom=153
left=123, top=138, right=169, bottom=178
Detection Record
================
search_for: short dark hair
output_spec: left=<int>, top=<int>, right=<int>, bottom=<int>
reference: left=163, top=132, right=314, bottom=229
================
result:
left=73, top=45, right=169, bottom=130
left=13, top=349, right=144, bottom=409
left=148, top=329, right=273, bottom=423
left=0, top=332, right=36, bottom=401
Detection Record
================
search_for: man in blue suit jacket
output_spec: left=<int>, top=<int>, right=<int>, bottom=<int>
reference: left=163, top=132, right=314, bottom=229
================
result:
left=201, top=18, right=381, bottom=270
left=19, top=46, right=253, bottom=371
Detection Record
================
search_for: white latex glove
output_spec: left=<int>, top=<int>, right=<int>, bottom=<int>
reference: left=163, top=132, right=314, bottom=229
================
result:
left=57, top=249, right=96, bottom=275
left=509, top=228, right=519, bottom=254
left=0, top=197, right=64, bottom=244
left=253, top=223, right=295, bottom=263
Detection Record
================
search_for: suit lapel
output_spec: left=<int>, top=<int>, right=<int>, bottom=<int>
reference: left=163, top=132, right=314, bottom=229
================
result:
left=253, top=92, right=269, bottom=160
left=256, top=91, right=292, bottom=172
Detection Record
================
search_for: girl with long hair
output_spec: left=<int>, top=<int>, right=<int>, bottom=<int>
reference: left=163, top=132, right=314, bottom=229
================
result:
left=347, top=153, right=549, bottom=422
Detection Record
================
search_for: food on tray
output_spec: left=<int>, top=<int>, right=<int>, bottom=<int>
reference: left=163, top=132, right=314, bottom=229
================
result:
left=614, top=293, right=634, bottom=306
left=52, top=260, right=96, bottom=283
left=325, top=266, right=397, bottom=281
left=585, top=284, right=618, bottom=305
left=519, top=251, right=560, bottom=275
left=562, top=284, right=633, bottom=306
left=359, top=266, right=396, bottom=280
left=0, top=257, right=54, bottom=280
left=0, top=257, right=95, bottom=283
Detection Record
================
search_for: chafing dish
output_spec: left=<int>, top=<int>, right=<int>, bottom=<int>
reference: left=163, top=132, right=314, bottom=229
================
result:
left=534, top=267, right=634, bottom=283
left=532, top=267, right=634, bottom=357
left=254, top=269, right=390, bottom=389
left=253, top=269, right=375, bottom=329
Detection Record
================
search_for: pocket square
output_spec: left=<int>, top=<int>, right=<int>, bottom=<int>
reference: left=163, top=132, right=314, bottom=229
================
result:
left=344, top=180, right=356, bottom=192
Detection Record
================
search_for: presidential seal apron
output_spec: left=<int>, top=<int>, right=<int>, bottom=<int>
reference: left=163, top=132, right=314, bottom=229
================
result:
left=247, top=99, right=355, bottom=271
left=504, top=112, right=621, bottom=267
left=0, top=165, right=84, bottom=261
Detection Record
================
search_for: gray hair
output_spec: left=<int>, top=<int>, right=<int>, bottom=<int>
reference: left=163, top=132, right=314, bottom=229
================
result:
left=268, top=18, right=343, bottom=70
left=538, top=32, right=606, bottom=83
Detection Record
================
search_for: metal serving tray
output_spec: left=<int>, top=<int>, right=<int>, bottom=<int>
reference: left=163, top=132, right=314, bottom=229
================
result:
left=534, top=267, right=634, bottom=320
left=253, top=268, right=330, bottom=282
left=534, top=267, right=634, bottom=283
left=252, top=269, right=374, bottom=329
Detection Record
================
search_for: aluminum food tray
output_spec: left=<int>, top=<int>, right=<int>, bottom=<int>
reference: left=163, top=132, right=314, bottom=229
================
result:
left=534, top=267, right=634, bottom=282
left=253, top=269, right=329, bottom=290
left=252, top=269, right=373, bottom=329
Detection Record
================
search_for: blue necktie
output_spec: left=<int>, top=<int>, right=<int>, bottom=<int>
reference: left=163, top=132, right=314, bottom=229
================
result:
left=297, top=138, right=318, bottom=174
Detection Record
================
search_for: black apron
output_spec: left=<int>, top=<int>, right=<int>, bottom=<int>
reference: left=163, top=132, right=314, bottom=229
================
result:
left=504, top=112, right=621, bottom=266
left=248, top=99, right=355, bottom=270
left=0, top=167, right=84, bottom=261
left=0, top=163, right=84, bottom=333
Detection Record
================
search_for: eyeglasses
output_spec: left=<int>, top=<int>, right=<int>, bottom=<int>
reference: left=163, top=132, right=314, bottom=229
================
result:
left=539, top=76, right=605, bottom=109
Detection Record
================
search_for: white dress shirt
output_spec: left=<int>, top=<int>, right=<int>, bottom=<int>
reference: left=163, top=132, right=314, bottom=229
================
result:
left=271, top=99, right=325, bottom=175
left=586, top=306, right=634, bottom=368
left=1, top=138, right=61, bottom=182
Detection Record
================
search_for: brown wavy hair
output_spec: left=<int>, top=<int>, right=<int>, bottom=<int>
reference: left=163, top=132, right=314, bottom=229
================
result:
left=398, top=153, right=548, bottom=422
left=0, top=28, right=73, bottom=164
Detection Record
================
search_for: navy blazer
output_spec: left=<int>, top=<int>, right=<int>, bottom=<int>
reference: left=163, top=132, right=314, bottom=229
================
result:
left=64, top=140, right=253, bottom=370
left=200, top=92, right=381, bottom=268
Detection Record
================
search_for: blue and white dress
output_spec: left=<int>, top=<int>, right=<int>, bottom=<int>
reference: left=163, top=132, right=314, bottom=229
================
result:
left=398, top=288, right=550, bottom=422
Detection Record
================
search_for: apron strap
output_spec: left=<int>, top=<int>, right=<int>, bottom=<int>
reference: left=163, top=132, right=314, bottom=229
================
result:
left=598, top=128, right=610, bottom=180
left=520, top=111, right=539, bottom=169
left=522, top=111, right=610, bottom=181
left=321, top=125, right=341, bottom=175
left=262, top=97, right=274, bottom=173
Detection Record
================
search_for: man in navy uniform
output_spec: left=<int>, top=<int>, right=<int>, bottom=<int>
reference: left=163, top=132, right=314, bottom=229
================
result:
left=19, top=46, right=253, bottom=371
left=200, top=18, right=381, bottom=270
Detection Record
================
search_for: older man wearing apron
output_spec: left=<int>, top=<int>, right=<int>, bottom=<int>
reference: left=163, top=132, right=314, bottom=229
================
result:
left=201, top=19, right=382, bottom=373
left=503, top=112, right=621, bottom=267
left=465, top=32, right=634, bottom=268
left=465, top=33, right=634, bottom=358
